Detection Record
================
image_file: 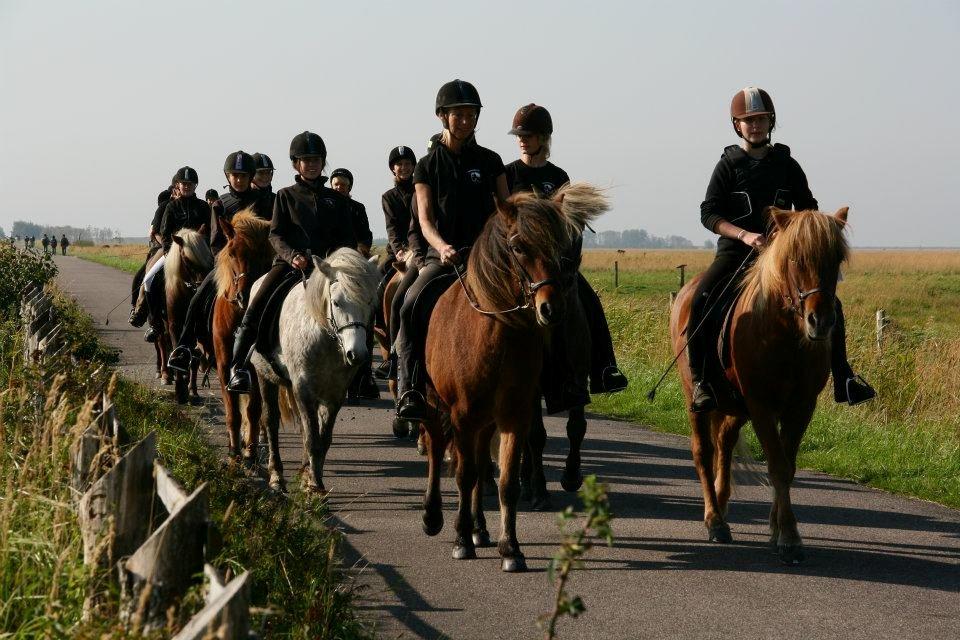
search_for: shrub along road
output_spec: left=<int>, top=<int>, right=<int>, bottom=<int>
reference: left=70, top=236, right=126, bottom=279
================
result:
left=55, top=254, right=959, bottom=640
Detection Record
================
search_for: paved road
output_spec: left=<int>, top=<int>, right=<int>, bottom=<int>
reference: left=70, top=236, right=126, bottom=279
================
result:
left=55, top=255, right=959, bottom=640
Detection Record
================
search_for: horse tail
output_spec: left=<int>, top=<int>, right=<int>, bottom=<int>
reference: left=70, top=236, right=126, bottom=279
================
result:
left=552, top=182, right=610, bottom=234
left=731, top=431, right=769, bottom=489
left=278, top=386, right=299, bottom=433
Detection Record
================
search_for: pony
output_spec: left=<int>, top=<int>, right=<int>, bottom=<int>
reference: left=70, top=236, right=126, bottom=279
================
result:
left=251, top=248, right=380, bottom=492
left=421, top=183, right=607, bottom=572
left=211, top=211, right=275, bottom=463
left=165, top=227, right=214, bottom=404
left=669, top=206, right=850, bottom=565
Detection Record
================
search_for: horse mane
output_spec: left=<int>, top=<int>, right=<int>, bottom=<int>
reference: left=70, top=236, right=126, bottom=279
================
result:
left=165, top=228, right=214, bottom=296
left=465, top=182, right=607, bottom=325
left=214, top=209, right=274, bottom=297
left=304, top=248, right=380, bottom=327
left=742, top=209, right=849, bottom=316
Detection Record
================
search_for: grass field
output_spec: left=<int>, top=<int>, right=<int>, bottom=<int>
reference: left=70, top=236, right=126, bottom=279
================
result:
left=76, top=244, right=960, bottom=508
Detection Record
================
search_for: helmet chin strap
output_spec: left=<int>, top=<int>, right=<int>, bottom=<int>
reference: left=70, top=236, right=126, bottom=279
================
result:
left=745, top=137, right=771, bottom=149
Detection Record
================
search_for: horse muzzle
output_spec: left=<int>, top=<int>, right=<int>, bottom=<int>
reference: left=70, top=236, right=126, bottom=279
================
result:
left=804, top=309, right=836, bottom=341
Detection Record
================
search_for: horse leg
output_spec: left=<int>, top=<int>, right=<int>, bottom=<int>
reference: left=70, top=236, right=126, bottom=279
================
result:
left=421, top=414, right=445, bottom=536
left=750, top=410, right=803, bottom=564
left=451, top=426, right=478, bottom=560
left=689, top=410, right=728, bottom=542
left=154, top=341, right=162, bottom=379
left=259, top=379, right=284, bottom=491
left=243, top=369, right=262, bottom=466
left=713, top=414, right=747, bottom=521
left=526, top=401, right=551, bottom=511
left=561, top=405, right=587, bottom=492
left=472, top=426, right=495, bottom=548
left=294, top=390, right=325, bottom=494
left=496, top=427, right=527, bottom=572
left=772, top=404, right=815, bottom=565
left=312, top=401, right=340, bottom=490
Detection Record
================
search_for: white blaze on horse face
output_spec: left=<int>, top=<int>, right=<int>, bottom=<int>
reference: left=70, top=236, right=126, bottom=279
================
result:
left=330, top=282, right=369, bottom=365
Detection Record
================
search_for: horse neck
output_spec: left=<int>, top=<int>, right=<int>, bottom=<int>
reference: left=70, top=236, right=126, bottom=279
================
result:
left=464, top=232, right=536, bottom=330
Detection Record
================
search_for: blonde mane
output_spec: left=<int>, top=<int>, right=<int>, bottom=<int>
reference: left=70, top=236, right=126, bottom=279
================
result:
left=742, top=209, right=849, bottom=315
left=165, top=228, right=214, bottom=296
left=214, top=209, right=274, bottom=298
left=305, top=248, right=380, bottom=327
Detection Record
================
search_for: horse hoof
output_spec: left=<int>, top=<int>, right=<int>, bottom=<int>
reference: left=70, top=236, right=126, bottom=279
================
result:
left=778, top=544, right=805, bottom=565
left=560, top=472, right=584, bottom=493
left=422, top=513, right=443, bottom=537
left=501, top=555, right=527, bottom=573
left=472, top=530, right=492, bottom=548
left=708, top=523, right=733, bottom=544
left=452, top=544, right=477, bottom=560
left=269, top=477, right=286, bottom=493
left=531, top=494, right=552, bottom=512
left=162, top=378, right=173, bottom=386
left=391, top=417, right=407, bottom=438
left=416, top=437, right=427, bottom=456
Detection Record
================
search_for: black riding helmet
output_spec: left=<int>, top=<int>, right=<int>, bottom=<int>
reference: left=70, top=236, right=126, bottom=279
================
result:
left=251, top=152, right=275, bottom=171
left=205, top=188, right=219, bottom=201
left=388, top=145, right=417, bottom=169
left=289, top=131, right=327, bottom=160
left=508, top=104, right=553, bottom=136
left=330, top=167, right=353, bottom=187
left=435, top=79, right=482, bottom=115
left=223, top=151, right=256, bottom=175
left=172, top=166, right=199, bottom=184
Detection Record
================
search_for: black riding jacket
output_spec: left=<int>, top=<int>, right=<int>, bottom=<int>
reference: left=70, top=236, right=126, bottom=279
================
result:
left=700, top=144, right=818, bottom=257
left=269, top=176, right=357, bottom=266
left=504, top=160, right=570, bottom=197
left=348, top=199, right=374, bottom=249
left=209, top=187, right=272, bottom=254
left=159, top=194, right=212, bottom=252
left=382, top=179, right=418, bottom=259
left=412, top=134, right=504, bottom=260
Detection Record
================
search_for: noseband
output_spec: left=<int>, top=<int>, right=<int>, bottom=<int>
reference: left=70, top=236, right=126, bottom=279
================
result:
left=324, top=281, right=370, bottom=352
left=224, top=270, right=247, bottom=308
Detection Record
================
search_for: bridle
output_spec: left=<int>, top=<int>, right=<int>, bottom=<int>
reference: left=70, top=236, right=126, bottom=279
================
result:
left=223, top=269, right=247, bottom=308
left=455, top=234, right=572, bottom=316
left=783, top=259, right=826, bottom=316
left=323, top=280, right=370, bottom=353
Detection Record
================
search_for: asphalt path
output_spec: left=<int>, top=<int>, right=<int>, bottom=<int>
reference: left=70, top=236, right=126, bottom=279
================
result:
left=54, top=254, right=959, bottom=640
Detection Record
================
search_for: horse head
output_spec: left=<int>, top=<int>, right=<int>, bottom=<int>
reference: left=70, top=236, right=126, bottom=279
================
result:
left=307, top=249, right=380, bottom=366
left=759, top=206, right=850, bottom=341
left=215, top=210, right=273, bottom=311
left=168, top=228, right=214, bottom=297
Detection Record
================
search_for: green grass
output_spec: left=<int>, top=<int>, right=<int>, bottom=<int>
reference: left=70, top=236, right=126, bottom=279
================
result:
left=74, top=250, right=143, bottom=274
left=583, top=262, right=960, bottom=510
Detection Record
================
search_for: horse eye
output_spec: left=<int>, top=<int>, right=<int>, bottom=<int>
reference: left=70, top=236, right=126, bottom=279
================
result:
left=511, top=244, right=525, bottom=256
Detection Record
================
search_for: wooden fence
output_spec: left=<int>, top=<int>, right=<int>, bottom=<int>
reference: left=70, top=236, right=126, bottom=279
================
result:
left=21, top=284, right=251, bottom=638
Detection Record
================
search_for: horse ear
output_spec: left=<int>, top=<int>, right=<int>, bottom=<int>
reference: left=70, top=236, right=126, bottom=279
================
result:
left=218, top=216, right=235, bottom=240
left=311, top=255, right=336, bottom=280
left=766, top=206, right=793, bottom=233
left=498, top=198, right=518, bottom=223
left=834, top=207, right=849, bottom=226
left=172, top=235, right=185, bottom=247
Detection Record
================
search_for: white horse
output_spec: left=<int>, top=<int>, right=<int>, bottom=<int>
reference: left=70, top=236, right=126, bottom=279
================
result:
left=251, top=248, right=380, bottom=492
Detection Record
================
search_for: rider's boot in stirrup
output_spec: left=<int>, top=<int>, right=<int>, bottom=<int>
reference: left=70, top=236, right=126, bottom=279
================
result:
left=167, top=345, right=192, bottom=373
left=225, top=326, right=254, bottom=394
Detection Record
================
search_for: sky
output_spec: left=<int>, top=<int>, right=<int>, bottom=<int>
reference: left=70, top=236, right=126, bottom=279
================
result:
left=1, top=0, right=958, bottom=246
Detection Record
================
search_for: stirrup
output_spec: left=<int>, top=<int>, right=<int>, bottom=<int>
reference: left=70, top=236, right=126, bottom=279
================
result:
left=143, top=327, right=157, bottom=343
left=396, top=389, right=428, bottom=423
left=593, top=366, right=628, bottom=393
left=841, top=375, right=876, bottom=406
left=690, top=380, right=717, bottom=413
left=373, top=358, right=391, bottom=380
left=167, top=345, right=192, bottom=373
left=226, top=367, right=252, bottom=394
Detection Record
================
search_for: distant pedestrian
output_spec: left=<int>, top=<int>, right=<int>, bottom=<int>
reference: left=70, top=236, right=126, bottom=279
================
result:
left=50, top=235, right=58, bottom=253
left=41, top=234, right=50, bottom=253
left=60, top=234, right=70, bottom=255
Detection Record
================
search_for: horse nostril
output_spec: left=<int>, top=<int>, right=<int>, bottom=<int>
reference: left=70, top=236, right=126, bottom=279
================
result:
left=539, top=302, right=553, bottom=321
left=346, top=350, right=356, bottom=363
left=806, top=311, right=817, bottom=328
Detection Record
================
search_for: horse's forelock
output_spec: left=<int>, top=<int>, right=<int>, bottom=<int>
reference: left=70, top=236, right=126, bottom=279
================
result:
left=165, top=228, right=213, bottom=295
left=305, top=249, right=379, bottom=325
left=214, top=210, right=272, bottom=298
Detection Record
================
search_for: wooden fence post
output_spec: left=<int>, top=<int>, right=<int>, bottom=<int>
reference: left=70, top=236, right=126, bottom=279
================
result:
left=173, top=567, right=251, bottom=640
left=614, top=261, right=619, bottom=289
left=676, top=264, right=687, bottom=289
left=876, top=309, right=889, bottom=350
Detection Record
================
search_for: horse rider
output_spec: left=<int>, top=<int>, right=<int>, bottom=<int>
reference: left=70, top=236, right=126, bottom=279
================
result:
left=205, top=188, right=219, bottom=209
left=132, top=167, right=209, bottom=340
left=504, top=103, right=628, bottom=410
left=328, top=166, right=380, bottom=399
left=688, top=86, right=875, bottom=412
left=251, top=152, right=277, bottom=212
left=225, top=131, right=358, bottom=393
left=167, top=151, right=270, bottom=372
left=394, top=79, right=510, bottom=422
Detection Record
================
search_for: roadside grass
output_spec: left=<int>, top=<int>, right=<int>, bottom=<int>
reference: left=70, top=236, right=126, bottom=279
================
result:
left=584, top=249, right=960, bottom=509
left=1, top=245, right=374, bottom=638
left=71, top=243, right=147, bottom=274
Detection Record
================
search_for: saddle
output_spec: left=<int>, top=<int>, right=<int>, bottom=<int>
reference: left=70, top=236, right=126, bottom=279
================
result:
left=408, top=269, right=457, bottom=388
left=700, top=277, right=748, bottom=411
left=255, top=271, right=304, bottom=357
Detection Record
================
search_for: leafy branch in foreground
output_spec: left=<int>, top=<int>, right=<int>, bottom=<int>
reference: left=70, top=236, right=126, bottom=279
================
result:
left=538, top=474, right=614, bottom=640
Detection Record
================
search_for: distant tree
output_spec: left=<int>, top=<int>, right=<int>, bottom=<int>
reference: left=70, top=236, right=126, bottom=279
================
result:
left=703, top=239, right=715, bottom=249
left=598, top=230, right=621, bottom=247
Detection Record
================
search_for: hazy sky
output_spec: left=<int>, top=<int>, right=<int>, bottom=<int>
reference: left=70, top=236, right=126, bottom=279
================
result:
left=2, top=0, right=958, bottom=246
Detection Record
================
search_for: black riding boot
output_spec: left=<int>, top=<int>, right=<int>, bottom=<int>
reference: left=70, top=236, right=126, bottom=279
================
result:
left=687, top=331, right=717, bottom=413
left=168, top=274, right=216, bottom=373
left=129, top=286, right=150, bottom=328
left=831, top=299, right=875, bottom=405
left=576, top=275, right=628, bottom=394
left=226, top=321, right=255, bottom=394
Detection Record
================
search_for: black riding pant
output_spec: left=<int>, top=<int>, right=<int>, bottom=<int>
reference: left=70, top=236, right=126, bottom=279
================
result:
left=395, top=261, right=450, bottom=394
left=174, top=271, right=217, bottom=348
left=576, top=272, right=619, bottom=382
left=390, top=263, right=420, bottom=347
left=232, top=263, right=295, bottom=368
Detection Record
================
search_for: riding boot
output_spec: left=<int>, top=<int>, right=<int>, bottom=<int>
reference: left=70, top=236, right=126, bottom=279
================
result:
left=129, top=286, right=150, bottom=328
left=831, top=299, right=875, bottom=405
left=359, top=364, right=380, bottom=399
left=687, top=334, right=717, bottom=413
left=396, top=363, right=428, bottom=422
left=225, top=321, right=256, bottom=394
left=578, top=274, right=629, bottom=394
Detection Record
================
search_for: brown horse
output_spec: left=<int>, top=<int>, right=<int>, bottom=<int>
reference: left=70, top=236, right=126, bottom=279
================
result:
left=210, top=211, right=275, bottom=462
left=670, top=206, right=850, bottom=565
left=165, top=228, right=214, bottom=404
left=421, top=183, right=607, bottom=572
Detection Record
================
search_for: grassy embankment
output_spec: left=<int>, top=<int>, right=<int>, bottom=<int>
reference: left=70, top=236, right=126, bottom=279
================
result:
left=2, top=245, right=373, bottom=638
left=75, top=244, right=960, bottom=509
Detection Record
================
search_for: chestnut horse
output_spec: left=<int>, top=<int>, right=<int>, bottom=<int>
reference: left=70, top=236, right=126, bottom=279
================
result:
left=210, top=211, right=275, bottom=463
left=670, top=206, right=850, bottom=565
left=421, top=183, right=607, bottom=572
left=165, top=228, right=213, bottom=404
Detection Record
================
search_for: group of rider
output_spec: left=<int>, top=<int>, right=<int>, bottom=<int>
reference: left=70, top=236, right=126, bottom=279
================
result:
left=128, top=80, right=874, bottom=422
